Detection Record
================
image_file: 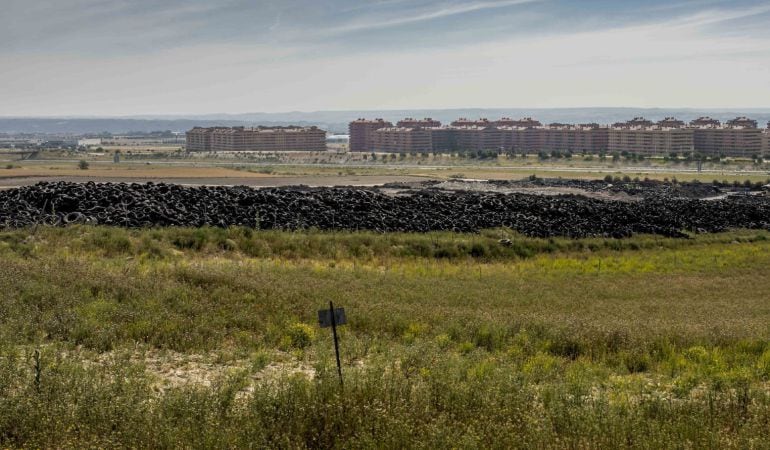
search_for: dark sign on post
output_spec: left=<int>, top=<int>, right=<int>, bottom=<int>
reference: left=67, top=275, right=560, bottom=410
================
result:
left=318, top=302, right=346, bottom=386
left=318, top=307, right=347, bottom=328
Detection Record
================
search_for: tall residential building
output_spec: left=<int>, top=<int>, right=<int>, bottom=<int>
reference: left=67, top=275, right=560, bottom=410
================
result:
left=429, top=128, right=452, bottom=152
left=396, top=117, right=441, bottom=128
left=348, top=118, right=392, bottom=152
left=353, top=116, right=767, bottom=157
left=690, top=116, right=762, bottom=158
left=433, top=126, right=504, bottom=152
left=497, top=126, right=543, bottom=154
left=186, top=127, right=226, bottom=151
left=371, top=127, right=432, bottom=153
left=608, top=117, right=693, bottom=156
left=186, top=126, right=326, bottom=152
left=541, top=123, right=609, bottom=154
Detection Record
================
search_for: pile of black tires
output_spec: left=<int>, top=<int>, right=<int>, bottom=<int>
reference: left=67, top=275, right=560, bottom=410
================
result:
left=1, top=181, right=768, bottom=238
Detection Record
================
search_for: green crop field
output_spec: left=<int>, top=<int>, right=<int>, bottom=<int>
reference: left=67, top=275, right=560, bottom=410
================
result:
left=2, top=226, right=770, bottom=448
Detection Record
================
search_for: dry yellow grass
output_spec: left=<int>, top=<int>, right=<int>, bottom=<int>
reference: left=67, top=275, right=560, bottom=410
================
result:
left=0, top=159, right=767, bottom=185
left=0, top=164, right=277, bottom=179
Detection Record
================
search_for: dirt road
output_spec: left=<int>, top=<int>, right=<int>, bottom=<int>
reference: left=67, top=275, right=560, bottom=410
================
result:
left=0, top=174, right=435, bottom=189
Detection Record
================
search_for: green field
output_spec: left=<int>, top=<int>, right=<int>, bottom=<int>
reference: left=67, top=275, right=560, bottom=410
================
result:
left=2, top=227, right=770, bottom=448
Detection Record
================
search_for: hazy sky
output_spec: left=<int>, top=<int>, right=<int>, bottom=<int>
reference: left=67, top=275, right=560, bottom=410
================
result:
left=2, top=0, right=770, bottom=116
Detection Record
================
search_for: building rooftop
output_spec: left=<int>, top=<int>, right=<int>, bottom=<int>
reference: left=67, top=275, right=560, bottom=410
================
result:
left=544, top=123, right=605, bottom=130
left=205, top=126, right=323, bottom=134
left=446, top=125, right=497, bottom=131
left=375, top=127, right=427, bottom=132
left=657, top=117, right=685, bottom=128
left=690, top=117, right=721, bottom=128
left=726, top=117, right=759, bottom=129
left=350, top=118, right=391, bottom=124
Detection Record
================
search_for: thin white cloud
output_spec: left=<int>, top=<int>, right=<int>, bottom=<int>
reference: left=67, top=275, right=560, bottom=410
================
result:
left=665, top=3, right=770, bottom=29
left=269, top=12, right=282, bottom=31
left=340, top=0, right=416, bottom=13
left=325, top=0, right=540, bottom=34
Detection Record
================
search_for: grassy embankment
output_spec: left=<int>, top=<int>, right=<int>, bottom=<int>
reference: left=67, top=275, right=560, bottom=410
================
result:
left=2, top=226, right=770, bottom=447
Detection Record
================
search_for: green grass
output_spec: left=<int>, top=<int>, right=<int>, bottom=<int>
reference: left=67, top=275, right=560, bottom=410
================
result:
left=2, top=226, right=770, bottom=447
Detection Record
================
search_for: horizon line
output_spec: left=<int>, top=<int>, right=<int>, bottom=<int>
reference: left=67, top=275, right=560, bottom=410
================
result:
left=4, top=106, right=770, bottom=120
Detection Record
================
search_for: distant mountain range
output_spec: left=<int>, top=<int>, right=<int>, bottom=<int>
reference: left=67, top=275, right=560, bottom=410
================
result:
left=2, top=108, right=770, bottom=135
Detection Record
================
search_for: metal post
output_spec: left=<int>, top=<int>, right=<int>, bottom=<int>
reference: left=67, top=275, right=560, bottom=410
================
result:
left=33, top=349, right=41, bottom=392
left=329, top=301, right=343, bottom=386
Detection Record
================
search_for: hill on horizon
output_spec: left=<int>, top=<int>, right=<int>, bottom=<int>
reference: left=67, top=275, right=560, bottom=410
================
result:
left=2, top=107, right=770, bottom=135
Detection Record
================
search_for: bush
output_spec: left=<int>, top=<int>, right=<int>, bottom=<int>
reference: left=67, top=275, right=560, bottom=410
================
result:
left=283, top=323, right=315, bottom=350
left=621, top=350, right=651, bottom=373
left=78, top=160, right=89, bottom=170
left=757, top=349, right=770, bottom=379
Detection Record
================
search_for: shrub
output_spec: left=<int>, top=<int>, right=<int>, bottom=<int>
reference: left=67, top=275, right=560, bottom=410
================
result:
left=78, top=160, right=89, bottom=170
left=523, top=353, right=562, bottom=382
left=757, top=349, right=770, bottom=379
left=283, top=323, right=315, bottom=350
left=621, top=350, right=651, bottom=373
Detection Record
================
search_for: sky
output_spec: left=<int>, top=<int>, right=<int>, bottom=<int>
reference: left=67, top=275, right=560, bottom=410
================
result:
left=2, top=0, right=770, bottom=116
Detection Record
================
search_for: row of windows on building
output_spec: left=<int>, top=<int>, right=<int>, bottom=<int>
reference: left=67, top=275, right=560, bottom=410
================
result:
left=349, top=117, right=770, bottom=157
left=186, top=126, right=326, bottom=152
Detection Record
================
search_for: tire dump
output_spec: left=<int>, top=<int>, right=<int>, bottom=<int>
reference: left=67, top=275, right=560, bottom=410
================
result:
left=0, top=179, right=768, bottom=238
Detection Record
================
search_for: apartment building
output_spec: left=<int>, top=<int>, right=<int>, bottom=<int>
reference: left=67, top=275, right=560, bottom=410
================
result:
left=371, top=127, right=432, bottom=153
left=348, top=118, right=393, bottom=152
left=608, top=118, right=693, bottom=156
left=431, top=126, right=504, bottom=152
left=690, top=117, right=763, bottom=158
left=186, top=126, right=326, bottom=152
left=761, top=124, right=769, bottom=156
left=428, top=127, right=458, bottom=152
left=352, top=116, right=766, bottom=157
left=396, top=117, right=442, bottom=128
left=495, top=126, right=542, bottom=154
left=541, top=123, right=609, bottom=154
left=186, top=127, right=220, bottom=151
left=462, top=126, right=504, bottom=152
